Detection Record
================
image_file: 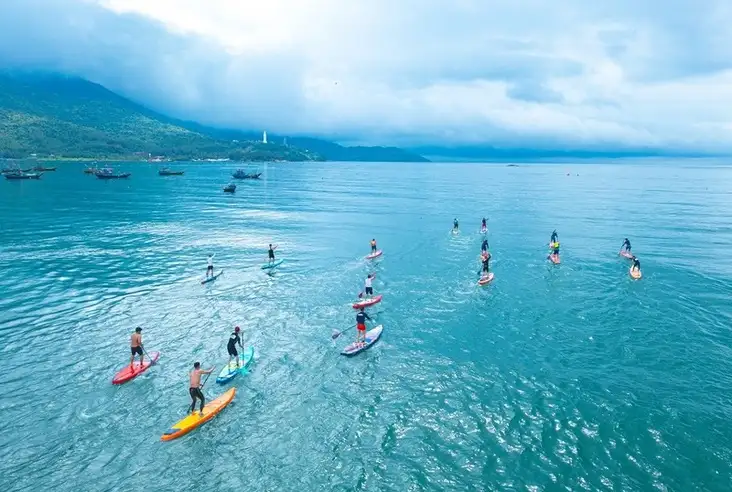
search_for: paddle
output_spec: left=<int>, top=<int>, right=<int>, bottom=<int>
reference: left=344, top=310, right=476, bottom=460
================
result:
left=201, top=366, right=215, bottom=388
left=141, top=346, right=156, bottom=366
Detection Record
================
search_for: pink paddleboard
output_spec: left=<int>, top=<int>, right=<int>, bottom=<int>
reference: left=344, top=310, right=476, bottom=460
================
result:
left=112, top=351, right=160, bottom=384
left=365, top=250, right=383, bottom=260
left=548, top=254, right=561, bottom=264
left=353, top=295, right=383, bottom=309
left=478, top=273, right=495, bottom=286
left=619, top=250, right=633, bottom=259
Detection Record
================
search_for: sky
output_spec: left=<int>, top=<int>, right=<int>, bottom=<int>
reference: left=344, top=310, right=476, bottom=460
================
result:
left=1, top=0, right=732, bottom=151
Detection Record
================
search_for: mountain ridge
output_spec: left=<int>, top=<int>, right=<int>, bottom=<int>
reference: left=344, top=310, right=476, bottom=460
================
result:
left=0, top=71, right=429, bottom=162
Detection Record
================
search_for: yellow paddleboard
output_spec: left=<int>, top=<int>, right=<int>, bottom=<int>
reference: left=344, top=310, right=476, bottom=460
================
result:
left=161, top=387, right=236, bottom=441
left=629, top=267, right=642, bottom=279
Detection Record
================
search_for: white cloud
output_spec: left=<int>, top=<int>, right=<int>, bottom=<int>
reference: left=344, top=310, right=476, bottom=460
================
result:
left=3, top=0, right=732, bottom=150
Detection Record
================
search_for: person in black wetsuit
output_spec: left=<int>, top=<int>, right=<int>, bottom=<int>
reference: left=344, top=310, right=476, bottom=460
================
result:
left=453, top=218, right=459, bottom=232
left=481, top=251, right=491, bottom=275
left=481, top=238, right=489, bottom=252
left=267, top=244, right=277, bottom=264
left=621, top=238, right=631, bottom=252
left=631, top=256, right=641, bottom=271
left=356, top=308, right=372, bottom=344
left=551, top=230, right=558, bottom=243
left=227, top=326, right=243, bottom=367
left=481, top=218, right=487, bottom=230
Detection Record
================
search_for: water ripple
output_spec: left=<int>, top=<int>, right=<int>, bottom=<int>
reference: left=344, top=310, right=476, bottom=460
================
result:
left=1, top=160, right=732, bottom=491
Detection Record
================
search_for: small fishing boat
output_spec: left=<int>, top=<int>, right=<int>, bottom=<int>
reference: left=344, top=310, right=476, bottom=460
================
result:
left=232, top=169, right=262, bottom=180
left=223, top=184, right=236, bottom=193
left=95, top=167, right=131, bottom=179
left=4, top=171, right=43, bottom=180
left=33, top=165, right=56, bottom=172
left=83, top=166, right=98, bottom=174
left=159, top=167, right=184, bottom=176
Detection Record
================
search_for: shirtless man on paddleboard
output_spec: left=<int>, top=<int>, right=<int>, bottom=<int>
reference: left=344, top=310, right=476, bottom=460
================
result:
left=130, top=327, right=144, bottom=366
left=189, top=362, right=214, bottom=415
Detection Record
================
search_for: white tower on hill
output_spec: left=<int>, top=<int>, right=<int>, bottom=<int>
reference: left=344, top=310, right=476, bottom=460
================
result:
left=262, top=131, right=267, bottom=144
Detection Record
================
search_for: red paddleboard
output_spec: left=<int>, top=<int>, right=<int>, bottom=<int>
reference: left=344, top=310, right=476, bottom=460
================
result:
left=548, top=254, right=561, bottom=264
left=478, top=273, right=494, bottom=286
left=619, top=250, right=633, bottom=259
left=353, top=294, right=383, bottom=309
left=365, top=250, right=383, bottom=260
left=112, top=351, right=160, bottom=384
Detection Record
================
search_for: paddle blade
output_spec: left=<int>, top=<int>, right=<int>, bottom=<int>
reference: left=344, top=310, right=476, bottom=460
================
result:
left=331, top=331, right=342, bottom=339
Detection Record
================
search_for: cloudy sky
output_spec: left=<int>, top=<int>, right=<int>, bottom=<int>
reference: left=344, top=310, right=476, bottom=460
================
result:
left=1, top=0, right=732, bottom=150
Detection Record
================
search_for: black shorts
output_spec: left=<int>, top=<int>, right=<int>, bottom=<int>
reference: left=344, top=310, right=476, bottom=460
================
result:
left=131, top=346, right=143, bottom=356
left=227, top=345, right=238, bottom=357
left=553, top=249, right=560, bottom=255
left=365, top=287, right=373, bottom=295
left=207, top=265, right=213, bottom=271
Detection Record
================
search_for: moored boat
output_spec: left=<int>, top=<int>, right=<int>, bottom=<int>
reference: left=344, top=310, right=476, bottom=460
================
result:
left=4, top=172, right=43, bottom=180
left=232, top=169, right=262, bottom=179
left=33, top=166, right=56, bottom=172
left=95, top=167, right=131, bottom=179
left=223, top=184, right=236, bottom=193
left=159, top=167, right=184, bottom=176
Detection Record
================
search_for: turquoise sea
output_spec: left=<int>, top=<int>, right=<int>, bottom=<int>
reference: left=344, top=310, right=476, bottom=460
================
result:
left=1, top=160, right=732, bottom=491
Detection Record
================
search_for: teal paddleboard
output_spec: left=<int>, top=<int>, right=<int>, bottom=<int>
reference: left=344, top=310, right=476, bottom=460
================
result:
left=261, top=259, right=284, bottom=270
left=216, top=346, right=254, bottom=384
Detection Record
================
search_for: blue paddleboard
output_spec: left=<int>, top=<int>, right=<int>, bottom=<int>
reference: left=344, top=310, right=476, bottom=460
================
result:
left=201, top=270, right=223, bottom=284
left=216, top=346, right=255, bottom=384
left=261, top=259, right=284, bottom=270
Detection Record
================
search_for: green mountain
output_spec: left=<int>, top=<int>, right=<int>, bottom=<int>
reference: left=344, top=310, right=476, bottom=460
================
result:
left=0, top=72, right=428, bottom=162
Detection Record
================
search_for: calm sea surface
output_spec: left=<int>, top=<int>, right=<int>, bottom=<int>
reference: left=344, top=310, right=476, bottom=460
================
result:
left=1, top=159, right=731, bottom=491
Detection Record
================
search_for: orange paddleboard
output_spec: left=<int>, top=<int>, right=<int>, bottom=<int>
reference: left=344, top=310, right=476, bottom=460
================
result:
left=161, top=388, right=236, bottom=441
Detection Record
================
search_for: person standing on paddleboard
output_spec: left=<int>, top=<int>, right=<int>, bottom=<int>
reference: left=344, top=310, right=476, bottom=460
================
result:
left=453, top=218, right=459, bottom=232
left=227, top=326, right=244, bottom=368
left=622, top=238, right=632, bottom=253
left=189, top=362, right=214, bottom=415
left=550, top=240, right=560, bottom=259
left=370, top=239, right=377, bottom=253
left=481, top=218, right=487, bottom=230
left=481, top=251, right=491, bottom=275
left=206, top=254, right=214, bottom=278
left=631, top=256, right=641, bottom=272
left=130, top=327, right=144, bottom=366
left=363, top=273, right=375, bottom=299
left=267, top=244, right=278, bottom=265
left=481, top=238, right=489, bottom=252
left=549, top=231, right=560, bottom=259
left=356, top=308, right=372, bottom=344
